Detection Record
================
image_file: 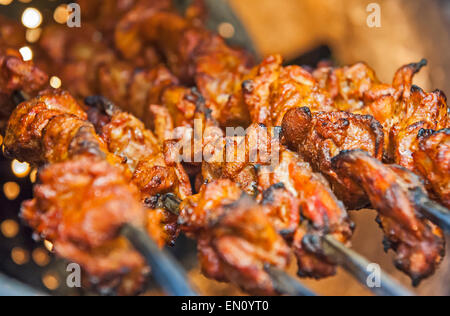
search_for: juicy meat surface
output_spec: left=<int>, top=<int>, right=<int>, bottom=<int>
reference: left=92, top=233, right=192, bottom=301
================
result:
left=21, top=156, right=148, bottom=295
left=179, top=179, right=290, bottom=295
left=332, top=150, right=445, bottom=285
left=282, top=107, right=385, bottom=209
left=413, top=129, right=450, bottom=208
left=0, top=51, right=48, bottom=132
left=115, top=2, right=253, bottom=127
left=242, top=55, right=334, bottom=126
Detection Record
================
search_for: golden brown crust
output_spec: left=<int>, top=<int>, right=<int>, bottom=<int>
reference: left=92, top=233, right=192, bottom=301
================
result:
left=0, top=51, right=48, bottom=132
left=21, top=156, right=147, bottom=295
left=180, top=180, right=290, bottom=295
left=282, top=107, right=384, bottom=209
left=332, top=150, right=445, bottom=284
left=413, top=129, right=450, bottom=208
left=242, top=55, right=334, bottom=126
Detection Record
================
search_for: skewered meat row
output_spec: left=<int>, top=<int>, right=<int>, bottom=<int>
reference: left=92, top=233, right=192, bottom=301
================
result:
left=281, top=106, right=445, bottom=283
left=313, top=60, right=449, bottom=205
left=2, top=81, right=149, bottom=294
left=1, top=0, right=448, bottom=293
left=0, top=52, right=194, bottom=292
left=331, top=150, right=445, bottom=285
left=0, top=50, right=48, bottom=133
left=179, top=179, right=291, bottom=295
left=188, top=121, right=354, bottom=279
left=38, top=0, right=449, bottom=285
left=115, top=0, right=253, bottom=127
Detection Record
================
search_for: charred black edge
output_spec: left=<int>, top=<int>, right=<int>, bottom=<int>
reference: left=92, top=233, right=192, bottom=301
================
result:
left=188, top=87, right=212, bottom=118
left=68, top=125, right=106, bottom=159
left=84, top=95, right=119, bottom=117
left=12, top=90, right=28, bottom=106
left=241, top=79, right=255, bottom=94
left=359, top=114, right=385, bottom=160
left=409, top=59, right=428, bottom=74
left=160, top=193, right=182, bottom=216
left=261, top=182, right=286, bottom=205
left=417, top=127, right=450, bottom=140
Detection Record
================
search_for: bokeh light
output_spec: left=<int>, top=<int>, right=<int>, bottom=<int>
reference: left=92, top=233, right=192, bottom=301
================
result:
left=29, top=168, right=38, bottom=183
left=44, top=240, right=54, bottom=252
left=26, top=28, right=42, bottom=43
left=53, top=4, right=70, bottom=24
left=218, top=22, right=235, bottom=39
left=19, top=46, right=33, bottom=61
left=12, top=159, right=30, bottom=178
left=21, top=7, right=43, bottom=29
left=42, top=272, right=60, bottom=290
left=32, top=248, right=51, bottom=267
left=0, top=0, right=13, bottom=6
left=11, top=247, right=29, bottom=265
left=50, top=76, right=62, bottom=89
left=1, top=219, right=19, bottom=238
left=3, top=182, right=20, bottom=200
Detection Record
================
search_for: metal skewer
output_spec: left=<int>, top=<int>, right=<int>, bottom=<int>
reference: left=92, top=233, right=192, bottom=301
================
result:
left=160, top=194, right=317, bottom=296
left=264, top=265, right=317, bottom=296
left=121, top=224, right=198, bottom=296
left=412, top=188, right=450, bottom=234
left=320, top=235, right=414, bottom=296
left=10, top=92, right=197, bottom=296
left=0, top=273, right=47, bottom=296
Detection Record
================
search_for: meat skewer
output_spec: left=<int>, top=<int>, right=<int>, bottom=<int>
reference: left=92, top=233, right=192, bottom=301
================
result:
left=167, top=180, right=414, bottom=296
left=320, top=235, right=413, bottom=297
left=263, top=266, right=317, bottom=297
left=0, top=56, right=196, bottom=294
left=331, top=150, right=445, bottom=285
left=282, top=108, right=446, bottom=284
left=120, top=223, right=198, bottom=296
left=313, top=59, right=449, bottom=206
left=0, top=51, right=317, bottom=296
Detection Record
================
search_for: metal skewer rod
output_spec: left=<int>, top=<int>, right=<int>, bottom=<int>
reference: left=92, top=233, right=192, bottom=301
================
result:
left=264, top=265, right=317, bottom=296
left=121, top=224, right=198, bottom=296
left=412, top=188, right=450, bottom=234
left=161, top=194, right=316, bottom=296
left=0, top=273, right=47, bottom=296
left=321, top=235, right=414, bottom=296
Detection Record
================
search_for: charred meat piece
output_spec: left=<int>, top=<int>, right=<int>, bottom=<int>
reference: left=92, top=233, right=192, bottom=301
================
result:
left=21, top=156, right=148, bottom=296
left=179, top=180, right=290, bottom=295
left=282, top=107, right=384, bottom=209
left=242, top=55, right=334, bottom=126
left=0, top=51, right=48, bottom=132
left=331, top=150, right=445, bottom=285
left=413, top=129, right=450, bottom=208
left=115, top=1, right=253, bottom=127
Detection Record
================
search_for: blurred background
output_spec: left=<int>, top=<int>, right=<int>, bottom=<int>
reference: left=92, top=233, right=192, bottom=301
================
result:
left=0, top=0, right=449, bottom=296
